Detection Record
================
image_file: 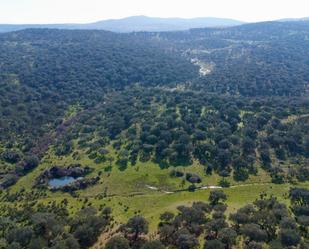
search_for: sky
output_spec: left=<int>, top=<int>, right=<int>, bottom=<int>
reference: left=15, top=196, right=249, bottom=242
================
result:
left=0, top=0, right=308, bottom=24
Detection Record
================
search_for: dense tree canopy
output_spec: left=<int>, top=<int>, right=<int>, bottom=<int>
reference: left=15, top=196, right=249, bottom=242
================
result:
left=0, top=21, right=308, bottom=249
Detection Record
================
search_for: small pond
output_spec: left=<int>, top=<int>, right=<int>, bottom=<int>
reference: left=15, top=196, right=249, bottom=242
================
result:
left=48, top=176, right=83, bottom=188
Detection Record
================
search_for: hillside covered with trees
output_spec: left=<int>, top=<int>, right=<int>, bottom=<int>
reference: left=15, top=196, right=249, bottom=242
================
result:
left=0, top=21, right=308, bottom=248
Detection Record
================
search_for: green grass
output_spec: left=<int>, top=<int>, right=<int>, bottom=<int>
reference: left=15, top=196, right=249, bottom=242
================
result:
left=22, top=181, right=309, bottom=233
left=6, top=145, right=309, bottom=233
left=64, top=104, right=82, bottom=120
left=11, top=144, right=272, bottom=197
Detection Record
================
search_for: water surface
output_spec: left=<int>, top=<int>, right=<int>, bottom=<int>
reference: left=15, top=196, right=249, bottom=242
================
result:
left=49, top=176, right=82, bottom=188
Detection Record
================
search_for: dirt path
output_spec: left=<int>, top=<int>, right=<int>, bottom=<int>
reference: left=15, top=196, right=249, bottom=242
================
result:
left=145, top=184, right=234, bottom=195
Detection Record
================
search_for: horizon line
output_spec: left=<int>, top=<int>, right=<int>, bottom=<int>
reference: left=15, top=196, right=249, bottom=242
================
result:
left=0, top=15, right=308, bottom=25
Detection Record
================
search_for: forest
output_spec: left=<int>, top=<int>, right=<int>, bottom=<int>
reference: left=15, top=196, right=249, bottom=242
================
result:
left=0, top=21, right=308, bottom=248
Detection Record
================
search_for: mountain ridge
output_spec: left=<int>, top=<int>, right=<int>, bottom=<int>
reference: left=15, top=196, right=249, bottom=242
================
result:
left=0, top=15, right=245, bottom=33
left=278, top=17, right=309, bottom=22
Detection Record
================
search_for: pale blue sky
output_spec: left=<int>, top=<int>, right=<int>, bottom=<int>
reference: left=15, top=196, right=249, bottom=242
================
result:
left=0, top=0, right=308, bottom=24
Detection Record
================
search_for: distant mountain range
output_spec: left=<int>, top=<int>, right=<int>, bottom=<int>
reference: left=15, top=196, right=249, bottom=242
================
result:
left=277, top=17, right=309, bottom=22
left=1, top=16, right=308, bottom=33
left=0, top=16, right=245, bottom=33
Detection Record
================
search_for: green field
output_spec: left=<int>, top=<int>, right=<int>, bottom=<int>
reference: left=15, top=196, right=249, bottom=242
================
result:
left=7, top=145, right=309, bottom=233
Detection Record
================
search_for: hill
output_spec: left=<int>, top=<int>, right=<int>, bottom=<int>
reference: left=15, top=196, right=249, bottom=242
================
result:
left=141, top=21, right=309, bottom=96
left=83, top=15, right=245, bottom=32
left=278, top=17, right=309, bottom=22
left=1, top=21, right=308, bottom=188
left=0, top=15, right=244, bottom=33
left=0, top=21, right=308, bottom=249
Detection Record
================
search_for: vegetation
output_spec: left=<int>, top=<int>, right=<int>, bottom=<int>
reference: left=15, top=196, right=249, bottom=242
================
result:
left=0, top=21, right=308, bottom=248
left=104, top=188, right=309, bottom=248
left=0, top=203, right=112, bottom=249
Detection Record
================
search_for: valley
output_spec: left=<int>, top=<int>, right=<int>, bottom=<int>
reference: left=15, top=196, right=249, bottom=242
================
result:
left=0, top=21, right=308, bottom=249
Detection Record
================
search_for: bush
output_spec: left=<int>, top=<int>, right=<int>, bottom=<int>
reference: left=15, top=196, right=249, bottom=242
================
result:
left=105, top=236, right=130, bottom=249
left=170, top=169, right=184, bottom=178
left=218, top=178, right=230, bottom=188
left=188, top=184, right=197, bottom=192
left=141, top=240, right=165, bottom=249
left=186, top=173, right=201, bottom=183
left=1, top=150, right=21, bottom=164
